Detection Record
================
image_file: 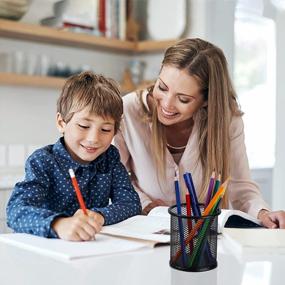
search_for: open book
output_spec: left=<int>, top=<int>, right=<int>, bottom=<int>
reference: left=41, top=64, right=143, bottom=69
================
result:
left=101, top=207, right=170, bottom=247
left=97, top=207, right=263, bottom=249
left=218, top=209, right=262, bottom=233
left=105, top=206, right=261, bottom=239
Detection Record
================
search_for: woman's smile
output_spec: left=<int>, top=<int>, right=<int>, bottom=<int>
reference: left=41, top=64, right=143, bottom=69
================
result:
left=161, top=107, right=178, bottom=116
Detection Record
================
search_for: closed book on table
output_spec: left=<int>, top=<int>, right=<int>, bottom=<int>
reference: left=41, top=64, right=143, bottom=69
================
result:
left=222, top=228, right=285, bottom=256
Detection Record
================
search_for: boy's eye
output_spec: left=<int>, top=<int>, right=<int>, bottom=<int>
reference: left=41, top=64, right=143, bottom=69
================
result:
left=102, top=128, right=112, bottom=133
left=78, top=124, right=89, bottom=129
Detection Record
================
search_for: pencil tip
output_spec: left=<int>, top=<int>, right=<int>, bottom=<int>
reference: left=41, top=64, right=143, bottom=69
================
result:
left=222, top=177, right=231, bottom=188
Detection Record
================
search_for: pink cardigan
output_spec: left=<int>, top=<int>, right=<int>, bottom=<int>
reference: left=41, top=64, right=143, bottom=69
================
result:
left=113, top=91, right=270, bottom=218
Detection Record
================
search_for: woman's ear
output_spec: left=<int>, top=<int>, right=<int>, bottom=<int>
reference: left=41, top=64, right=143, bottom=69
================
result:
left=202, top=100, right=208, bottom=108
left=56, top=112, right=66, bottom=134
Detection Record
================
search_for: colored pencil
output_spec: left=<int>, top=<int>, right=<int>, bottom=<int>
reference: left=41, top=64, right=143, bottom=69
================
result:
left=211, top=173, right=221, bottom=198
left=188, top=197, right=221, bottom=266
left=174, top=169, right=187, bottom=266
left=183, top=172, right=201, bottom=216
left=173, top=178, right=230, bottom=262
left=185, top=193, right=193, bottom=252
left=204, top=171, right=216, bottom=207
left=69, top=168, right=87, bottom=215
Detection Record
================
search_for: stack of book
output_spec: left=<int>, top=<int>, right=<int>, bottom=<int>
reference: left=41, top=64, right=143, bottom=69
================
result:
left=22, top=0, right=129, bottom=40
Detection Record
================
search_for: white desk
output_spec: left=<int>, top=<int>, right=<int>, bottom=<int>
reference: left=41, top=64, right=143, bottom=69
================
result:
left=0, top=236, right=284, bottom=285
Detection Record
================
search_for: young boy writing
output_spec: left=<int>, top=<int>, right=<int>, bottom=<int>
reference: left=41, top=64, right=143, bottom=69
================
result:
left=6, top=71, right=141, bottom=241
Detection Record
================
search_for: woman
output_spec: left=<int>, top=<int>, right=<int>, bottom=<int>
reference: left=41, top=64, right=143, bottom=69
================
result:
left=114, top=38, right=285, bottom=228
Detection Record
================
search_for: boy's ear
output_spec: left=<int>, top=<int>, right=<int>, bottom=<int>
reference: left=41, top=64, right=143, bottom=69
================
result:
left=56, top=112, right=66, bottom=134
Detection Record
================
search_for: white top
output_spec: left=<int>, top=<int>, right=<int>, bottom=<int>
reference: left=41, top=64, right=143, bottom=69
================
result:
left=113, top=91, right=270, bottom=218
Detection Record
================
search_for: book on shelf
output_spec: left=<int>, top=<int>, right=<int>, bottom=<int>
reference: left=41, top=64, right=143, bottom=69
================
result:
left=222, top=228, right=285, bottom=256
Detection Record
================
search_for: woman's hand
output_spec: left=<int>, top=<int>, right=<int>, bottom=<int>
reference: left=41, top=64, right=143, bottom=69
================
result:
left=258, top=209, right=285, bottom=229
left=52, top=209, right=105, bottom=241
left=142, top=199, right=167, bottom=215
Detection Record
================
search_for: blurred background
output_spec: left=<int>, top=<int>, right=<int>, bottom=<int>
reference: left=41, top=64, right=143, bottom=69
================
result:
left=0, top=0, right=285, bottom=232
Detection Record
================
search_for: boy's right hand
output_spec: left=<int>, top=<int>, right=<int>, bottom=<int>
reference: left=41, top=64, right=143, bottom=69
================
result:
left=52, top=209, right=103, bottom=241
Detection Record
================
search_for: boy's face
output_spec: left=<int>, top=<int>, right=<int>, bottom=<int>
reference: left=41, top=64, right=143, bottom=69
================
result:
left=56, top=107, right=115, bottom=164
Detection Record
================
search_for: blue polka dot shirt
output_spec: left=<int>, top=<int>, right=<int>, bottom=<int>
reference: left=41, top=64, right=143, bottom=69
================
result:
left=6, top=138, right=141, bottom=238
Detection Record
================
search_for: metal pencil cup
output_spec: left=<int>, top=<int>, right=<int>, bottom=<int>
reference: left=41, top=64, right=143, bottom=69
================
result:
left=168, top=204, right=220, bottom=272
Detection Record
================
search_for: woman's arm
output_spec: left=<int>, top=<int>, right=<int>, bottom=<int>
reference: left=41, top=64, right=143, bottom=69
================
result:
left=228, top=117, right=270, bottom=217
left=113, top=130, right=154, bottom=210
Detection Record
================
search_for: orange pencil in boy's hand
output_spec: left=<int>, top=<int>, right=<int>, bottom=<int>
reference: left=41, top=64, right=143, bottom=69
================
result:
left=69, top=168, right=87, bottom=215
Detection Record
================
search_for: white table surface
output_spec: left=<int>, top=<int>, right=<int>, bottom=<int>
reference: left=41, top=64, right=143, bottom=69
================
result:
left=0, top=235, right=284, bottom=285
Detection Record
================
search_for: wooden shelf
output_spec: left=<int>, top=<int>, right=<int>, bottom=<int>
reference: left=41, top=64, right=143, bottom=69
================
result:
left=0, top=19, right=178, bottom=53
left=0, top=72, right=154, bottom=92
left=0, top=73, right=65, bottom=89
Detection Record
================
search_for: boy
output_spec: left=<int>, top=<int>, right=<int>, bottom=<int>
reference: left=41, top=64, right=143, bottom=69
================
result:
left=6, top=71, right=141, bottom=241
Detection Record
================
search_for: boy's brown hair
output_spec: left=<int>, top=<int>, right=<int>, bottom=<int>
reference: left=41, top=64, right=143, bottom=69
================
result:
left=57, top=71, right=123, bottom=133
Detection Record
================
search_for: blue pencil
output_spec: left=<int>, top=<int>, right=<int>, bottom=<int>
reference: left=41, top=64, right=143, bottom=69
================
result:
left=174, top=170, right=187, bottom=266
left=183, top=172, right=201, bottom=216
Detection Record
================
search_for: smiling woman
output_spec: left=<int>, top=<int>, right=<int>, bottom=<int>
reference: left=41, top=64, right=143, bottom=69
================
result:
left=153, top=66, right=206, bottom=127
left=153, top=66, right=205, bottom=153
left=113, top=38, right=285, bottom=228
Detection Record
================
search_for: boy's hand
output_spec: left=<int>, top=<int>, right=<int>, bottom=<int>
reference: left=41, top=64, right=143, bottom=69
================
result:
left=52, top=209, right=105, bottom=241
left=86, top=209, right=105, bottom=227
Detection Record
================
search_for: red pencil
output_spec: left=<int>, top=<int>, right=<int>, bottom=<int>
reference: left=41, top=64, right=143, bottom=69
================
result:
left=186, top=193, right=193, bottom=252
left=69, top=168, right=87, bottom=215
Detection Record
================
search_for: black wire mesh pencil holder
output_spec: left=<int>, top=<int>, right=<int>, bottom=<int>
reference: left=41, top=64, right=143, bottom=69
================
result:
left=168, top=204, right=220, bottom=272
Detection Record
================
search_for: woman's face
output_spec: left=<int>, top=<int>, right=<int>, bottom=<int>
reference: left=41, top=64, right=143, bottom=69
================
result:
left=153, top=65, right=206, bottom=126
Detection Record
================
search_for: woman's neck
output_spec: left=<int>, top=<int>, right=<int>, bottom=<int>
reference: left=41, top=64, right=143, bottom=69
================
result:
left=166, top=117, right=194, bottom=132
left=165, top=118, right=194, bottom=150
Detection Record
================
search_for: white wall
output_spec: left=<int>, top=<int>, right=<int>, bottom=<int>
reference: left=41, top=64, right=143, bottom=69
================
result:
left=272, top=9, right=285, bottom=210
left=0, top=86, right=58, bottom=145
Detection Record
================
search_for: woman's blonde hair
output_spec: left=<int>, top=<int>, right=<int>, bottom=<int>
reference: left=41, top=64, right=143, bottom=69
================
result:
left=139, top=38, right=242, bottom=207
left=57, top=71, right=123, bottom=133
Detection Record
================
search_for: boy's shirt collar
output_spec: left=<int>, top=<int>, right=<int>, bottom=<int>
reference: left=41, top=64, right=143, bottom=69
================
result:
left=53, top=137, right=106, bottom=175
